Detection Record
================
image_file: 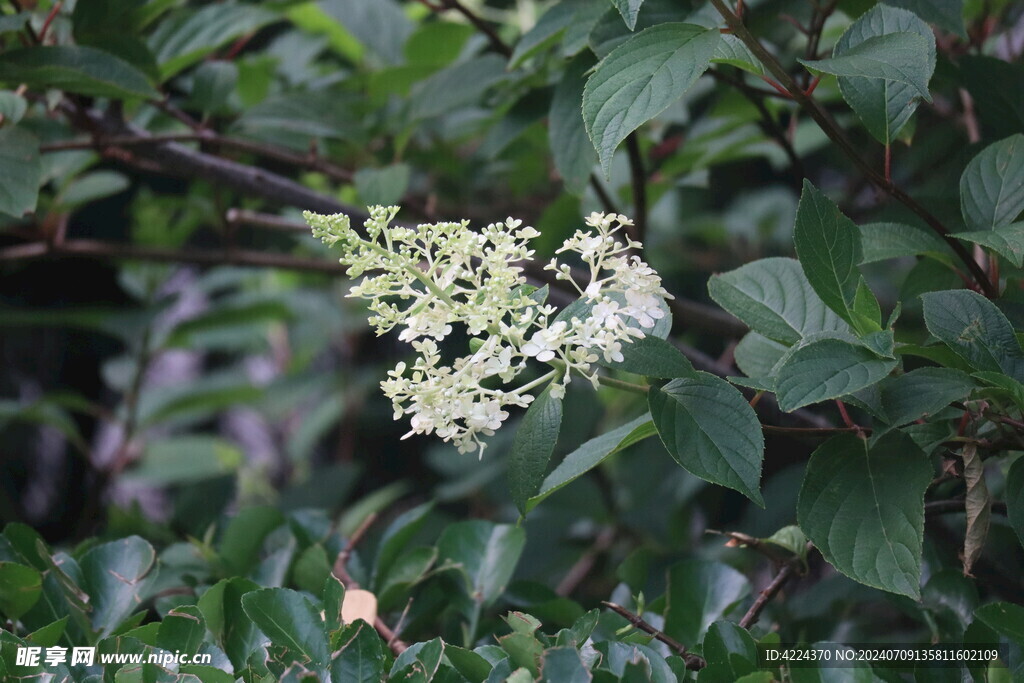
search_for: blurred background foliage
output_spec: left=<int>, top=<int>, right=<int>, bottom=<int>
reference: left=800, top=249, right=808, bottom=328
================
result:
left=0, top=0, right=1022, bottom=671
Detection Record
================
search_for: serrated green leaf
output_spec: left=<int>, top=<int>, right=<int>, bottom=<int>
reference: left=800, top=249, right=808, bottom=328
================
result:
left=197, top=578, right=264, bottom=670
left=733, top=332, right=788, bottom=379
left=960, top=135, right=1024, bottom=232
left=218, top=506, right=285, bottom=576
left=0, top=562, right=42, bottom=620
left=528, top=414, right=654, bottom=512
left=0, top=45, right=158, bottom=99
left=583, top=22, right=719, bottom=177
left=156, top=605, right=205, bottom=655
left=1007, top=458, right=1024, bottom=552
left=955, top=223, right=1024, bottom=267
left=708, top=257, right=849, bottom=344
left=587, top=0, right=691, bottom=60
left=921, top=289, right=1024, bottom=378
left=612, top=0, right=646, bottom=30
left=510, top=0, right=588, bottom=67
left=793, top=182, right=869, bottom=330
left=878, top=367, right=975, bottom=426
left=600, top=335, right=694, bottom=378
left=539, top=646, right=590, bottom=682
left=549, top=53, right=598, bottom=194
left=887, top=0, right=966, bottom=38
left=711, top=34, right=763, bottom=75
left=701, top=620, right=757, bottom=679
left=798, top=431, right=929, bottom=598
left=648, top=373, right=764, bottom=505
left=332, top=620, right=386, bottom=681
left=775, top=338, right=897, bottom=412
left=509, top=385, right=563, bottom=515
left=859, top=222, right=948, bottom=263
left=800, top=32, right=933, bottom=101
left=437, top=521, right=525, bottom=607
left=241, top=588, right=330, bottom=669
left=373, top=501, right=433, bottom=592
left=80, top=537, right=156, bottom=637
left=834, top=6, right=935, bottom=144
left=665, top=560, right=750, bottom=646
left=0, top=126, right=41, bottom=218
left=148, top=3, right=276, bottom=79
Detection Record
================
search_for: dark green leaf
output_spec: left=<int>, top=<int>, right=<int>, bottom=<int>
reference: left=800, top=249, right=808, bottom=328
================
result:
left=834, top=6, right=936, bottom=144
left=80, top=536, right=156, bottom=637
left=0, top=90, right=27, bottom=124
left=148, top=3, right=276, bottom=79
left=975, top=603, right=1024, bottom=645
left=319, top=0, right=412, bottom=65
left=648, top=373, right=764, bottom=505
left=218, top=506, right=285, bottom=576
left=665, top=560, right=750, bottom=646
left=711, top=35, right=764, bottom=75
left=437, top=521, right=525, bottom=607
left=612, top=0, right=646, bottom=30
left=510, top=0, right=603, bottom=67
left=775, top=338, right=896, bottom=412
left=529, top=414, right=655, bottom=512
left=0, top=562, right=42, bottom=620
left=798, top=431, right=930, bottom=598
left=549, top=53, right=598, bottom=194
left=0, top=46, right=158, bottom=99
left=197, top=578, right=264, bottom=670
left=960, top=134, right=1024, bottom=232
left=372, top=501, right=433, bottom=591
left=701, top=621, right=757, bottom=680
left=859, top=222, right=948, bottom=263
left=799, top=32, right=933, bottom=101
left=887, top=0, right=966, bottom=38
left=509, top=385, right=563, bottom=515
left=877, top=367, right=975, bottom=426
left=446, top=645, right=493, bottom=683
left=156, top=605, right=205, bottom=655
left=410, top=55, right=508, bottom=120
left=793, top=181, right=866, bottom=329
left=241, top=588, right=330, bottom=669
left=354, top=164, right=411, bottom=207
left=588, top=0, right=691, bottom=59
left=709, top=257, right=849, bottom=344
left=600, top=335, right=694, bottom=378
left=921, top=289, right=1024, bottom=377
left=0, top=126, right=41, bottom=218
left=127, top=436, right=242, bottom=486
left=539, top=647, right=590, bottom=682
left=955, top=223, right=1024, bottom=267
left=332, top=620, right=386, bottom=681
left=959, top=56, right=1024, bottom=139
left=583, top=23, right=719, bottom=176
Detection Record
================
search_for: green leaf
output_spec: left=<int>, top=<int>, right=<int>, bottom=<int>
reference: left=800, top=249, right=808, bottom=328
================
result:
left=189, top=61, right=238, bottom=115
left=437, top=521, right=525, bottom=607
left=799, top=32, right=933, bottom=101
left=0, top=46, right=158, bottom=99
left=775, top=338, right=897, bottom=412
left=583, top=22, right=719, bottom=177
left=324, top=575, right=345, bottom=635
left=877, top=367, right=975, bottom=426
left=0, top=562, right=42, bottom=620
left=80, top=537, right=156, bottom=637
left=733, top=332, right=788, bottom=379
left=859, top=222, right=948, bottom=263
left=528, top=414, right=655, bottom=512
left=126, top=436, right=242, bottom=486
left=510, top=0, right=604, bottom=67
left=0, top=90, right=27, bottom=124
left=587, top=0, right=691, bottom=60
left=664, top=560, right=750, bottom=646
left=372, top=501, right=433, bottom=592
left=956, top=223, right=1024, bottom=267
left=921, top=289, right=1024, bottom=377
left=833, top=6, right=936, bottom=144
left=798, top=431, right=930, bottom=598
left=354, top=164, right=410, bottom=207
left=648, top=373, right=764, bottom=505
left=156, top=605, right=205, bottom=655
left=711, top=34, right=764, bottom=75
left=1007, top=457, right=1024, bottom=551
left=197, top=578, right=264, bottom=670
left=975, top=602, right=1024, bottom=646
left=539, top=647, right=590, bottom=682
left=601, top=335, right=695, bottom=378
left=445, top=645, right=493, bottom=683
left=960, top=134, right=1024, bottom=232
left=549, top=53, right=598, bottom=194
left=708, top=257, right=849, bottom=345
left=241, top=588, right=330, bottom=669
left=319, top=0, right=412, bottom=65
left=793, top=181, right=866, bottom=330
left=147, top=2, right=277, bottom=79
left=410, top=55, right=508, bottom=120
left=509, top=385, right=563, bottom=515
left=612, top=0, right=646, bottom=30
left=331, top=620, right=386, bottom=681
left=217, top=506, right=285, bottom=576
left=700, top=621, right=757, bottom=680
left=25, top=616, right=68, bottom=647
left=0, top=126, right=41, bottom=218
left=959, top=56, right=1024, bottom=140
left=887, top=0, right=966, bottom=38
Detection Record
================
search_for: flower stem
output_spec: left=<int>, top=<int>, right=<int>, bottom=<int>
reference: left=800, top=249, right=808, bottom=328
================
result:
left=596, top=375, right=649, bottom=395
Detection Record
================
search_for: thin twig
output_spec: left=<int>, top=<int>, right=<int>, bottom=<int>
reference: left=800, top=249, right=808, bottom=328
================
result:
left=738, top=563, right=797, bottom=629
left=601, top=602, right=706, bottom=670
left=417, top=0, right=512, bottom=57
left=624, top=133, right=647, bottom=246
left=707, top=0, right=996, bottom=298
left=926, top=499, right=1008, bottom=516
left=761, top=424, right=870, bottom=437
left=556, top=527, right=615, bottom=597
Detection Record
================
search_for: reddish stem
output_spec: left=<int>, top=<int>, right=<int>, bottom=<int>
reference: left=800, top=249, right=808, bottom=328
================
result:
left=884, top=143, right=892, bottom=184
left=803, top=75, right=822, bottom=95
left=38, top=1, right=62, bottom=43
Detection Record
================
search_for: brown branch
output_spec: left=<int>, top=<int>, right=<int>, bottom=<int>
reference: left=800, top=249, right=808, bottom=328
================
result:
left=555, top=527, right=615, bottom=597
left=331, top=513, right=409, bottom=655
left=926, top=499, right=1008, bottom=517
left=738, top=563, right=797, bottom=629
left=417, top=0, right=512, bottom=58
left=761, top=424, right=866, bottom=436
left=707, top=0, right=996, bottom=298
left=601, top=602, right=705, bottom=670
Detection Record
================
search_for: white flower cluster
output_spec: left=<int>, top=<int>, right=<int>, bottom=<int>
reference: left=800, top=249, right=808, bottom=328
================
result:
left=306, top=207, right=671, bottom=457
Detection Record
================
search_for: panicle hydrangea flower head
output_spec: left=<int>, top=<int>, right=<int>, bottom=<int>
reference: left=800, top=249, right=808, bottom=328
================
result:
left=306, top=206, right=670, bottom=457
